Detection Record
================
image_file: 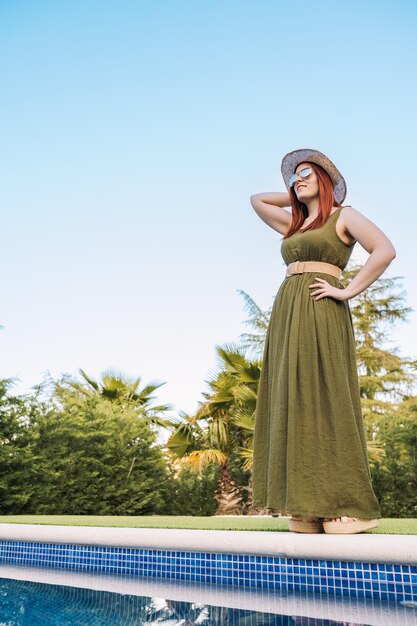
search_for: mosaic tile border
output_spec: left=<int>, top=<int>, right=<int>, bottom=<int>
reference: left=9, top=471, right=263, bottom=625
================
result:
left=0, top=540, right=416, bottom=602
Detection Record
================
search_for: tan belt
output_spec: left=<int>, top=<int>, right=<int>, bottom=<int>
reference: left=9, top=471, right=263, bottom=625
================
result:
left=286, top=260, right=342, bottom=279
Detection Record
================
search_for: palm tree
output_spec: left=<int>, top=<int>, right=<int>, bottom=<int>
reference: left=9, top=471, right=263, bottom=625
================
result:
left=56, top=369, right=173, bottom=429
left=166, top=343, right=261, bottom=515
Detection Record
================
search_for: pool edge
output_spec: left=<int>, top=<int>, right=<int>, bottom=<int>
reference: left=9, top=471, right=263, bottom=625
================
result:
left=0, top=524, right=416, bottom=564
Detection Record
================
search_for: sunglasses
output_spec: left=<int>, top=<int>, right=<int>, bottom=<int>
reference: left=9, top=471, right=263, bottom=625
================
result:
left=289, top=167, right=313, bottom=188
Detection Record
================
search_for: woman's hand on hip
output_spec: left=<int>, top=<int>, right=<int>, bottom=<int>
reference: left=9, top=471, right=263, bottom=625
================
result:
left=308, top=277, right=350, bottom=301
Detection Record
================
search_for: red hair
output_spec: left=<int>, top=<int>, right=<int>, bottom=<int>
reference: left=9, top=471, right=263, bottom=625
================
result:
left=284, top=162, right=342, bottom=238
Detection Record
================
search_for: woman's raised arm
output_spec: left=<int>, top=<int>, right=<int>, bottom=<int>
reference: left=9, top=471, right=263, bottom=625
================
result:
left=250, top=192, right=293, bottom=235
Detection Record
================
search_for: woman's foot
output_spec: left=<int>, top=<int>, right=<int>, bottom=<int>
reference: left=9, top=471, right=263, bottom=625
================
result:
left=323, top=516, right=379, bottom=534
left=288, top=515, right=324, bottom=534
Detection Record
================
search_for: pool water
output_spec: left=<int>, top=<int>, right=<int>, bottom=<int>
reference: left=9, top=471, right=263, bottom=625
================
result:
left=1, top=575, right=376, bottom=625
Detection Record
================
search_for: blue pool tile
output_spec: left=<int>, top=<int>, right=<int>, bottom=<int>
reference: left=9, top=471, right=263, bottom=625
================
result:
left=0, top=539, right=415, bottom=603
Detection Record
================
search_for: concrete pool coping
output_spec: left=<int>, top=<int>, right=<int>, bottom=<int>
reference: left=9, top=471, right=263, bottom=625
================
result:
left=0, top=524, right=416, bottom=565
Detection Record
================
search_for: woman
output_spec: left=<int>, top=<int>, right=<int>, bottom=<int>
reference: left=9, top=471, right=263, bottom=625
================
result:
left=250, top=148, right=396, bottom=534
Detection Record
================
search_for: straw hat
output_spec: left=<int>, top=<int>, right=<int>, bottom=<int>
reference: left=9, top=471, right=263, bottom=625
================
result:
left=281, top=148, right=347, bottom=204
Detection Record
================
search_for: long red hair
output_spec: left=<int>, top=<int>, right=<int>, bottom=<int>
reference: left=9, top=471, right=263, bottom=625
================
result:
left=284, top=162, right=342, bottom=238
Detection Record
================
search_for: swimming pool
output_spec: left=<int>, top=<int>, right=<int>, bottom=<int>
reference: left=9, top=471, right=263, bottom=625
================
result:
left=0, top=524, right=416, bottom=624
left=1, top=564, right=416, bottom=625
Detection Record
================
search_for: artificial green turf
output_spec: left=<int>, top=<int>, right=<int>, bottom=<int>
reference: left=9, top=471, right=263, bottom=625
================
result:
left=0, top=516, right=416, bottom=534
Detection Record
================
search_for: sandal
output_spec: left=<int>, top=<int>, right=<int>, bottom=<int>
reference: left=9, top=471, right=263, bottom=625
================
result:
left=288, top=516, right=324, bottom=534
left=323, top=516, right=379, bottom=534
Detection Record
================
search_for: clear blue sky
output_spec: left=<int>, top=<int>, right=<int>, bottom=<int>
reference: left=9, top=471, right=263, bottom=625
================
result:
left=0, top=0, right=416, bottom=415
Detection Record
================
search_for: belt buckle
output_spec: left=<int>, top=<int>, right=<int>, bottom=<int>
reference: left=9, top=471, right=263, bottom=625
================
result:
left=292, top=260, right=304, bottom=274
left=286, top=261, right=304, bottom=276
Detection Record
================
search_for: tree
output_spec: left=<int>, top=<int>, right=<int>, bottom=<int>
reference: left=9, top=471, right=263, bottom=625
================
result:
left=60, top=369, right=173, bottom=429
left=166, top=344, right=260, bottom=515
left=0, top=379, right=34, bottom=513
left=340, top=265, right=417, bottom=439
left=165, top=464, right=219, bottom=516
left=18, top=371, right=173, bottom=514
left=27, top=388, right=170, bottom=515
left=371, top=397, right=417, bottom=517
left=236, top=289, right=272, bottom=360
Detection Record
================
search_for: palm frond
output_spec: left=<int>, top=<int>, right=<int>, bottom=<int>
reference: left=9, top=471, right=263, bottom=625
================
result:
left=180, top=449, right=227, bottom=473
left=166, top=420, right=203, bottom=457
left=236, top=446, right=254, bottom=471
left=231, top=411, right=255, bottom=433
left=78, top=369, right=99, bottom=391
left=366, top=440, right=385, bottom=467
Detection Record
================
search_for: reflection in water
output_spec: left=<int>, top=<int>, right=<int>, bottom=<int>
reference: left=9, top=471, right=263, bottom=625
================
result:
left=291, top=618, right=363, bottom=626
left=0, top=577, right=374, bottom=625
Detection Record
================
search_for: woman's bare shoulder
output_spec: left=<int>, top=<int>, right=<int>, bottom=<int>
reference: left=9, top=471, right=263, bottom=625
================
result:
left=337, top=205, right=396, bottom=256
left=335, top=205, right=359, bottom=244
left=339, top=205, right=369, bottom=223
